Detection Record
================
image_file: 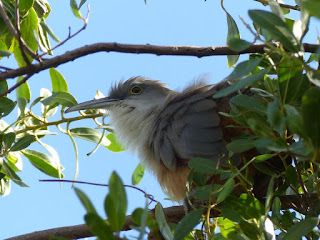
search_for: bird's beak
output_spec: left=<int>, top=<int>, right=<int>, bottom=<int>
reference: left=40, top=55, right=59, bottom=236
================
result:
left=65, top=97, right=121, bottom=113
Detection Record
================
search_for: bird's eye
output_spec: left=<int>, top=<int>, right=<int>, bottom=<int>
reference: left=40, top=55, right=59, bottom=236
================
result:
left=129, top=86, right=143, bottom=95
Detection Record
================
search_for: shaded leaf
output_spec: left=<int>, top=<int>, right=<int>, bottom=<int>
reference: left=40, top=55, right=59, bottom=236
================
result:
left=228, top=38, right=252, bottom=52
left=249, top=10, right=299, bottom=52
left=302, top=0, right=320, bottom=19
left=283, top=217, right=318, bottom=240
left=267, top=100, right=285, bottom=134
left=217, top=178, right=235, bottom=204
left=0, top=97, right=16, bottom=118
left=74, top=187, right=97, bottom=214
left=227, top=138, right=255, bottom=153
left=155, top=203, right=174, bottom=240
left=302, top=87, right=320, bottom=148
left=1, top=160, right=28, bottom=187
left=174, top=209, right=203, bottom=240
left=3, top=132, right=16, bottom=149
left=104, top=171, right=127, bottom=232
left=85, top=213, right=115, bottom=240
left=188, top=158, right=218, bottom=174
left=214, top=67, right=270, bottom=98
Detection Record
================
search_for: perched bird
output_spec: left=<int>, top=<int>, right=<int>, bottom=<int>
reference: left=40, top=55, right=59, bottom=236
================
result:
left=66, top=77, right=282, bottom=201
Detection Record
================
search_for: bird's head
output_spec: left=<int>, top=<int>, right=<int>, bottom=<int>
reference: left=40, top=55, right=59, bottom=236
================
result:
left=65, top=76, right=171, bottom=114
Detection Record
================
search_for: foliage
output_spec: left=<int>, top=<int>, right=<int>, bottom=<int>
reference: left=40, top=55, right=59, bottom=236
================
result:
left=1, top=0, right=320, bottom=239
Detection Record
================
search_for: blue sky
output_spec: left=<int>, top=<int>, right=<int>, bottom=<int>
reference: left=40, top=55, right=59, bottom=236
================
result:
left=1, top=0, right=314, bottom=239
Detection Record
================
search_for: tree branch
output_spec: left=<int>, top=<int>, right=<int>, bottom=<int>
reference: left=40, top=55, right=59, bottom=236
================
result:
left=5, top=194, right=317, bottom=240
left=0, top=42, right=318, bottom=82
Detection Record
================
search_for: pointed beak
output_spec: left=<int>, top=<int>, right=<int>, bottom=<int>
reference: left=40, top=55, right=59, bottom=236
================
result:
left=65, top=97, right=121, bottom=113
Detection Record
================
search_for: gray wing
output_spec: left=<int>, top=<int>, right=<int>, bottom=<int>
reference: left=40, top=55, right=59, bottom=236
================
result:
left=150, top=89, right=229, bottom=171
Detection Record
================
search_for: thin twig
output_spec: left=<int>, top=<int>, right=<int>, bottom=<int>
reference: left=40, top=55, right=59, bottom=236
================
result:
left=38, top=5, right=90, bottom=58
left=39, top=179, right=158, bottom=203
left=0, top=74, right=33, bottom=97
left=0, top=42, right=318, bottom=82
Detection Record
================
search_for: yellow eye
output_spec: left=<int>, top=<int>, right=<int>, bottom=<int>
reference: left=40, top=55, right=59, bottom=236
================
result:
left=129, top=85, right=143, bottom=95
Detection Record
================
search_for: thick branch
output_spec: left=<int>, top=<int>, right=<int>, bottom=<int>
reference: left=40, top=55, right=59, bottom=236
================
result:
left=0, top=42, right=318, bottom=81
left=5, top=194, right=317, bottom=240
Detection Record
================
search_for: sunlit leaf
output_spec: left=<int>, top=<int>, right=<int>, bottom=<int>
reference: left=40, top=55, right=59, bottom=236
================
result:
left=226, top=12, right=240, bottom=67
left=41, top=91, right=77, bottom=107
left=50, top=68, right=68, bottom=93
left=13, top=7, right=39, bottom=66
left=70, top=0, right=82, bottom=18
left=0, top=177, right=11, bottom=197
left=21, top=149, right=64, bottom=178
left=106, top=133, right=124, bottom=152
left=131, top=163, right=145, bottom=186
left=70, top=128, right=111, bottom=147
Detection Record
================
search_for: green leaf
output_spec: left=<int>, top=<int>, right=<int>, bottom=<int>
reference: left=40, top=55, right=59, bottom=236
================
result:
left=16, top=76, right=31, bottom=102
left=267, top=100, right=285, bottom=134
left=285, top=165, right=299, bottom=188
left=155, top=203, right=174, bottom=240
left=104, top=171, right=127, bottom=232
left=248, top=10, right=299, bottom=52
left=226, top=138, right=255, bottom=153
left=40, top=22, right=60, bottom=43
left=131, top=163, right=145, bottom=186
left=41, top=91, right=77, bottom=107
left=106, top=133, right=125, bottom=152
left=0, top=80, right=8, bottom=95
left=49, top=68, right=68, bottom=92
left=217, top=178, right=235, bottom=204
left=188, top=158, right=218, bottom=174
left=0, top=97, right=16, bottom=118
left=13, top=7, right=39, bottom=67
left=40, top=88, right=58, bottom=118
left=85, top=213, right=115, bottom=240
left=1, top=160, right=28, bottom=187
left=19, top=0, right=34, bottom=12
left=214, top=67, right=270, bottom=98
left=218, top=217, right=239, bottom=239
left=283, top=217, right=319, bottom=240
left=254, top=154, right=277, bottom=162
left=70, top=128, right=111, bottom=147
left=302, top=87, right=320, bottom=148
left=239, top=219, right=260, bottom=240
left=230, top=94, right=267, bottom=115
left=6, top=152, right=23, bottom=172
left=284, top=105, right=305, bottom=138
left=3, top=132, right=16, bottom=149
left=74, top=187, right=97, bottom=214
left=225, top=58, right=263, bottom=80
left=226, top=12, right=240, bottom=67
left=0, top=50, right=11, bottom=57
left=70, top=0, right=82, bottom=18
left=302, top=0, right=320, bottom=19
left=228, top=38, right=252, bottom=52
left=174, top=209, right=203, bottom=240
left=21, top=149, right=64, bottom=178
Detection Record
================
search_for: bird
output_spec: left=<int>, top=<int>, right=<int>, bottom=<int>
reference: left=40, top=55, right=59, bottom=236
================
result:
left=65, top=76, right=283, bottom=202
